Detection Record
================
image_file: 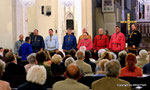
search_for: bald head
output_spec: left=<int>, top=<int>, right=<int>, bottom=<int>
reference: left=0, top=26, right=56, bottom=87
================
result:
left=99, top=28, right=103, bottom=35
left=82, top=28, right=87, bottom=33
left=19, top=34, right=24, bottom=41
left=66, top=64, right=80, bottom=80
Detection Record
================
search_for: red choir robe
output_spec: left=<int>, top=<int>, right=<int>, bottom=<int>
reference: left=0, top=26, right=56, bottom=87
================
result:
left=93, top=35, right=109, bottom=51
left=77, top=38, right=93, bottom=50
left=109, top=32, right=125, bottom=52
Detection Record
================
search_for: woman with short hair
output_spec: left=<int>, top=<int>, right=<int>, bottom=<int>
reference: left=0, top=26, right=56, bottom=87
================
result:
left=18, top=65, right=47, bottom=90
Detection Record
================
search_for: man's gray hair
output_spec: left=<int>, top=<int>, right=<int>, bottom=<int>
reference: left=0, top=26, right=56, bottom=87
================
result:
left=27, top=53, right=36, bottom=64
left=26, top=65, right=46, bottom=85
left=0, top=60, right=5, bottom=74
left=76, top=50, right=85, bottom=60
left=105, top=60, right=121, bottom=77
left=65, top=57, right=75, bottom=67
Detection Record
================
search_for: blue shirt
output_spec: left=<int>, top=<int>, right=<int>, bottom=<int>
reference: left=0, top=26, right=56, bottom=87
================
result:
left=62, top=34, right=77, bottom=50
left=143, top=62, right=150, bottom=74
left=19, top=43, right=32, bottom=60
left=45, top=35, right=59, bottom=50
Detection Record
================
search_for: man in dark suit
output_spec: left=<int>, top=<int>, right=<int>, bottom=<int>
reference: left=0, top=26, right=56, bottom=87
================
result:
left=128, top=24, right=141, bottom=54
left=30, top=29, right=45, bottom=53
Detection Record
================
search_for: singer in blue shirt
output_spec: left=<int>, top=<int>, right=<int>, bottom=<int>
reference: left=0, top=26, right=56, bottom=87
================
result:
left=62, top=28, right=77, bottom=55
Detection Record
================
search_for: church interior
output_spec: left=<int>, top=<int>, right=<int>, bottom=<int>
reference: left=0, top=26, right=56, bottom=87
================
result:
left=0, top=0, right=150, bottom=90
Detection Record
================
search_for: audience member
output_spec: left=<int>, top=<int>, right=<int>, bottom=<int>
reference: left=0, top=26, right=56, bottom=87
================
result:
left=84, top=51, right=96, bottom=72
left=18, top=65, right=47, bottom=90
left=97, top=49, right=106, bottom=59
left=94, top=59, right=109, bottom=76
left=2, top=49, right=9, bottom=62
left=0, top=47, right=3, bottom=57
left=65, top=57, right=75, bottom=67
left=118, top=50, right=127, bottom=68
left=36, top=51, right=52, bottom=77
left=92, top=60, right=131, bottom=90
left=24, top=53, right=37, bottom=72
left=69, top=49, right=77, bottom=60
left=119, top=53, right=143, bottom=77
left=136, top=49, right=149, bottom=68
left=56, top=51, right=64, bottom=58
left=75, top=50, right=92, bottom=76
left=53, top=64, right=89, bottom=90
left=43, top=50, right=52, bottom=67
left=2, top=52, right=26, bottom=81
left=143, top=55, right=150, bottom=74
left=51, top=54, right=63, bottom=75
left=0, top=60, right=11, bottom=90
left=110, top=52, right=117, bottom=59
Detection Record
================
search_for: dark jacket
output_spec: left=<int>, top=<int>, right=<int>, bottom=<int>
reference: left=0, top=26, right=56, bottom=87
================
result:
left=18, top=82, right=47, bottom=90
left=30, top=35, right=45, bottom=53
left=2, top=62, right=26, bottom=81
left=128, top=30, right=141, bottom=47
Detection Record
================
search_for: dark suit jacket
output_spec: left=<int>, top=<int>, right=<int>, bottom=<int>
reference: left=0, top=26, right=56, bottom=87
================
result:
left=18, top=82, right=47, bottom=90
left=2, top=62, right=26, bottom=76
left=1, top=62, right=26, bottom=84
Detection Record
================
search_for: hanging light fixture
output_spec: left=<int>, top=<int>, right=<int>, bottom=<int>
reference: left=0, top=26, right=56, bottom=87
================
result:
left=61, top=0, right=74, bottom=7
left=19, top=0, right=36, bottom=7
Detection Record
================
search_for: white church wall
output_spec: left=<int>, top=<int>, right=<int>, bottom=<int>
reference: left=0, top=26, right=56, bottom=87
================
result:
left=0, top=0, right=13, bottom=49
left=82, top=0, right=93, bottom=38
left=28, top=0, right=58, bottom=40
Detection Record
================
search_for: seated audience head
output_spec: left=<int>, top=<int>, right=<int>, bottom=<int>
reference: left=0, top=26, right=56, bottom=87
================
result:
left=36, top=51, right=46, bottom=63
left=118, top=50, right=127, bottom=67
left=98, top=49, right=106, bottom=58
left=76, top=50, right=85, bottom=60
left=27, top=53, right=36, bottom=64
left=3, top=49, right=9, bottom=58
left=25, top=37, right=31, bottom=43
left=0, top=60, right=5, bottom=77
left=101, top=51, right=112, bottom=60
left=51, top=54, right=62, bottom=64
left=5, top=52, right=16, bottom=63
left=139, top=49, right=148, bottom=58
left=26, top=65, right=46, bottom=85
left=0, top=47, right=3, bottom=52
left=79, top=46, right=86, bottom=51
left=62, top=55, right=72, bottom=62
left=56, top=51, right=64, bottom=58
left=69, top=49, right=76, bottom=58
left=65, top=57, right=75, bottom=67
left=65, top=63, right=81, bottom=80
left=85, top=50, right=92, bottom=59
left=43, top=50, right=51, bottom=61
left=126, top=53, right=137, bottom=72
left=105, top=60, right=121, bottom=77
left=98, top=59, right=109, bottom=72
left=110, top=52, right=117, bottom=59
